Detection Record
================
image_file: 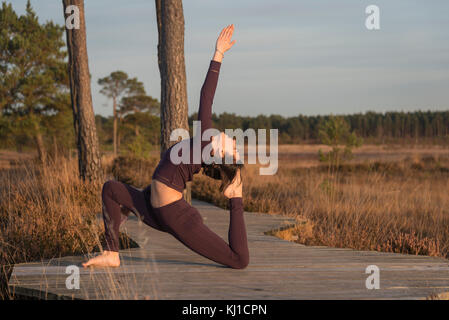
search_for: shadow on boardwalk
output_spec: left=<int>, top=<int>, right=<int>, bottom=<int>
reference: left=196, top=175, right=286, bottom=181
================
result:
left=8, top=200, right=449, bottom=300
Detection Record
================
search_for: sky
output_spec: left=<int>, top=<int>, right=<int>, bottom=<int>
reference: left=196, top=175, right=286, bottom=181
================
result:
left=7, top=0, right=449, bottom=118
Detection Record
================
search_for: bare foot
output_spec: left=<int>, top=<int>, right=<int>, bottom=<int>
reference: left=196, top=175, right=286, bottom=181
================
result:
left=82, top=250, right=120, bottom=268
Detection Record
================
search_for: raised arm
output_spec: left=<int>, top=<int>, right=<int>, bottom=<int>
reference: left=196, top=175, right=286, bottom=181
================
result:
left=197, top=60, right=221, bottom=138
left=198, top=24, right=236, bottom=147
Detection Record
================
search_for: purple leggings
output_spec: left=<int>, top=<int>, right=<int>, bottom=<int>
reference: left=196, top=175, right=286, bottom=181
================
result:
left=101, top=180, right=249, bottom=269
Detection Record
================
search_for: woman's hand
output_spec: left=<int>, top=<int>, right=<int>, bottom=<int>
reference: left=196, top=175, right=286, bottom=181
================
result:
left=213, top=24, right=236, bottom=62
left=223, top=168, right=243, bottom=199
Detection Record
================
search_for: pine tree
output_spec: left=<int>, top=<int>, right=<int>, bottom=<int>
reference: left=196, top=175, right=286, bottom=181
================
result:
left=0, top=1, right=69, bottom=162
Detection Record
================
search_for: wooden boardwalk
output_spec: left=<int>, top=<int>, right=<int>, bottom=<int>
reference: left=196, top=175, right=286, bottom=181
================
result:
left=8, top=199, right=449, bottom=300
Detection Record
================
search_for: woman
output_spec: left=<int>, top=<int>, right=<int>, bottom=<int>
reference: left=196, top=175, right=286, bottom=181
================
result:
left=83, top=24, right=249, bottom=270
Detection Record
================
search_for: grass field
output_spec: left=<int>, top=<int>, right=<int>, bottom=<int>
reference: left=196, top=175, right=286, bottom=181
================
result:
left=1, top=144, right=449, bottom=299
left=193, top=144, right=449, bottom=259
left=0, top=152, right=135, bottom=299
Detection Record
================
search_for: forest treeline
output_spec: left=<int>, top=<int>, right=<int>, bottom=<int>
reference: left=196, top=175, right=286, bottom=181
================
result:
left=94, top=108, right=449, bottom=154
left=190, top=110, right=449, bottom=144
left=94, top=109, right=449, bottom=153
left=5, top=105, right=449, bottom=158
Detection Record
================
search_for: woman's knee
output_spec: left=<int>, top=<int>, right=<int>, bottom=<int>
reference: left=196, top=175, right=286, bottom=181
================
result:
left=230, top=253, right=249, bottom=270
left=238, top=256, right=250, bottom=269
left=102, top=180, right=120, bottom=199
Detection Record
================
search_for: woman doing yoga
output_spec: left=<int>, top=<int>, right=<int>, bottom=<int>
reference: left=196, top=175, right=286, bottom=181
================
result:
left=83, top=24, right=249, bottom=270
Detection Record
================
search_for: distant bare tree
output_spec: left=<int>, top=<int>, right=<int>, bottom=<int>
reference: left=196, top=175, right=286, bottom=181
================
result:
left=98, top=71, right=136, bottom=157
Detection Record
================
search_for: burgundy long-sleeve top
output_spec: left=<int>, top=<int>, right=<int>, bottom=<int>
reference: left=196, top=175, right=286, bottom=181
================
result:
left=152, top=60, right=222, bottom=192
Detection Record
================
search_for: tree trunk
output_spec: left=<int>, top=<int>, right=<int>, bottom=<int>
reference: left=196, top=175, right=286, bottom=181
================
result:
left=117, top=128, right=121, bottom=155
left=117, top=114, right=122, bottom=155
left=155, top=0, right=191, bottom=203
left=53, top=135, right=58, bottom=162
left=63, top=0, right=103, bottom=182
left=113, top=95, right=117, bottom=157
left=34, top=131, right=47, bottom=164
left=155, top=0, right=189, bottom=153
left=30, top=117, right=47, bottom=163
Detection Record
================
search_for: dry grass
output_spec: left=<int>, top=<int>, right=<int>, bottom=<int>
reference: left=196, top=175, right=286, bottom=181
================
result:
left=2, top=144, right=449, bottom=299
left=0, top=150, right=36, bottom=170
left=0, top=157, right=106, bottom=299
left=0, top=153, right=158, bottom=299
left=0, top=157, right=105, bottom=257
left=193, top=147, right=449, bottom=260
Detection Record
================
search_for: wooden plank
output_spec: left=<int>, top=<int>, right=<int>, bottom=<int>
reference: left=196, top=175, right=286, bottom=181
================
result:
left=8, top=199, right=449, bottom=300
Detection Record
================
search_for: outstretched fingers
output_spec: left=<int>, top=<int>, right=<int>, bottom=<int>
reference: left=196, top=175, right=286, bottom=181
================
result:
left=224, top=24, right=234, bottom=39
left=216, top=24, right=236, bottom=53
left=219, top=25, right=230, bottom=38
left=219, top=26, right=227, bottom=39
